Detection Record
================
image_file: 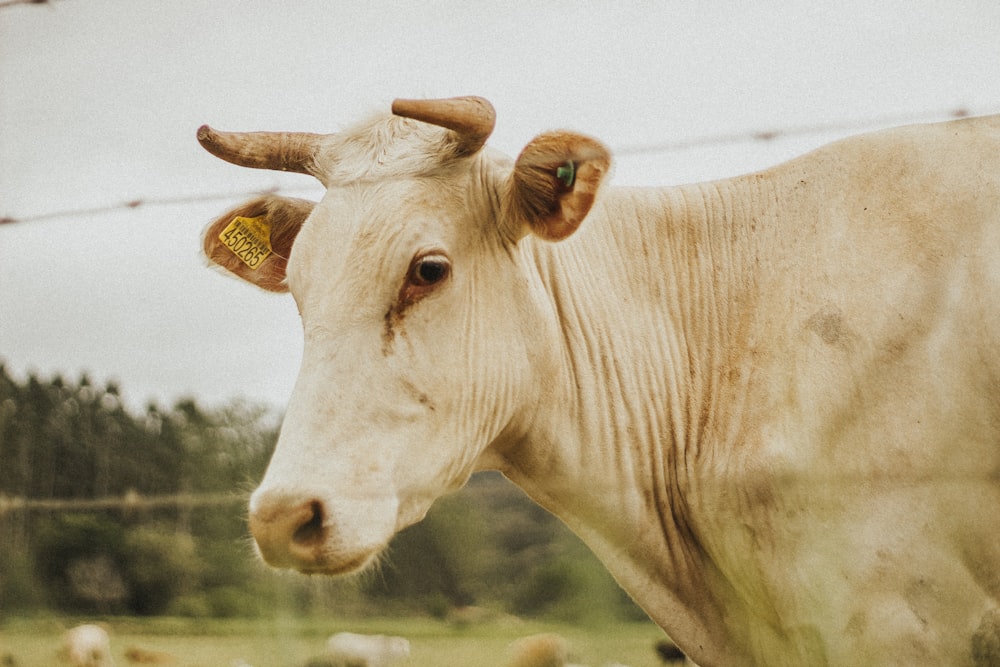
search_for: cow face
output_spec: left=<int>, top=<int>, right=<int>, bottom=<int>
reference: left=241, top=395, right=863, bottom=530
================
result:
left=199, top=97, right=610, bottom=574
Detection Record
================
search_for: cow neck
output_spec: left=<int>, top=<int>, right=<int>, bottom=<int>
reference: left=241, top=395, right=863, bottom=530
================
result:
left=501, top=179, right=766, bottom=666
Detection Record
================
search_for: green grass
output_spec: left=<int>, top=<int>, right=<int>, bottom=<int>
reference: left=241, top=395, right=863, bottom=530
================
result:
left=0, top=614, right=670, bottom=667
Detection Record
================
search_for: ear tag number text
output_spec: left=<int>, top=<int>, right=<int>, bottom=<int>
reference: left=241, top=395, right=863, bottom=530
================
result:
left=219, top=216, right=273, bottom=270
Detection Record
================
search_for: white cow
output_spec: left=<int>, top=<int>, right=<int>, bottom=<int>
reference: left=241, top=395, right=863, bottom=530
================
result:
left=197, top=97, right=1000, bottom=666
left=326, top=632, right=410, bottom=667
left=63, top=624, right=114, bottom=667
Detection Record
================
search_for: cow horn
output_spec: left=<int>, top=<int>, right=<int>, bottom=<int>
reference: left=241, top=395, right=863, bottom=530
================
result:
left=196, top=125, right=324, bottom=177
left=391, top=96, right=496, bottom=155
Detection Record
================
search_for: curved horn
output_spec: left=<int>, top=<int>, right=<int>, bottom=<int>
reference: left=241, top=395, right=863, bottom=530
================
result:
left=391, top=96, right=496, bottom=155
left=196, top=125, right=324, bottom=177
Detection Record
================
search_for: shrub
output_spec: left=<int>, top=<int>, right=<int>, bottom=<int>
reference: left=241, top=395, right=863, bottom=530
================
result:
left=167, top=592, right=213, bottom=618
left=122, top=526, right=201, bottom=615
left=0, top=548, right=44, bottom=612
left=33, top=513, right=130, bottom=613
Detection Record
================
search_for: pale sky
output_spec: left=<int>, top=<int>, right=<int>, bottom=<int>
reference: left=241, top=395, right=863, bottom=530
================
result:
left=2, top=0, right=998, bottom=410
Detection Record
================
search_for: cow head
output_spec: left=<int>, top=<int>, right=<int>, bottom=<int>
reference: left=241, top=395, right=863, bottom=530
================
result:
left=199, top=97, right=610, bottom=574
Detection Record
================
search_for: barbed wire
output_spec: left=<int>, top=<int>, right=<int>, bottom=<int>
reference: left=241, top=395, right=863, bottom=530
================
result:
left=613, top=106, right=973, bottom=156
left=0, top=105, right=986, bottom=226
left=0, top=490, right=246, bottom=515
left=0, top=0, right=58, bottom=8
left=0, top=185, right=291, bottom=226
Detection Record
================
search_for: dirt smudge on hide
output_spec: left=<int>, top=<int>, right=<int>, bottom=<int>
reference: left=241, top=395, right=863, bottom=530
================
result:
left=383, top=306, right=401, bottom=355
left=402, top=378, right=435, bottom=412
left=383, top=270, right=431, bottom=355
left=383, top=287, right=417, bottom=355
left=805, top=307, right=856, bottom=351
left=972, top=608, right=1000, bottom=666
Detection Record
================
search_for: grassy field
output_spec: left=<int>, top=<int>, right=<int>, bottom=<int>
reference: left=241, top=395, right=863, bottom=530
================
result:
left=0, top=614, right=672, bottom=667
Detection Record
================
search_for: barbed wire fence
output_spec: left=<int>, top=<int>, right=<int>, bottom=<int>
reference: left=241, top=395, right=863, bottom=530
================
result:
left=0, top=0, right=57, bottom=7
left=0, top=490, right=246, bottom=515
left=0, top=105, right=982, bottom=226
left=0, top=185, right=303, bottom=226
left=612, top=106, right=972, bottom=156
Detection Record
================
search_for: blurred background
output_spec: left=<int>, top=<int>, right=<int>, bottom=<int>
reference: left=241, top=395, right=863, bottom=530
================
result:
left=2, top=1, right=999, bottom=665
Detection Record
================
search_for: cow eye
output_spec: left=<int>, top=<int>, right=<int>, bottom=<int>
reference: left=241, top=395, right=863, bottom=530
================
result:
left=409, top=254, right=451, bottom=287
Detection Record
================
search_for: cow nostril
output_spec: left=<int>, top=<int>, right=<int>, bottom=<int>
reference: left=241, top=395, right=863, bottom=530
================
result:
left=249, top=496, right=333, bottom=570
left=292, top=500, right=325, bottom=546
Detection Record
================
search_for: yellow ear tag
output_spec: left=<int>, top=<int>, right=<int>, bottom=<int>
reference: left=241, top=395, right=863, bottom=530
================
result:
left=218, top=215, right=273, bottom=270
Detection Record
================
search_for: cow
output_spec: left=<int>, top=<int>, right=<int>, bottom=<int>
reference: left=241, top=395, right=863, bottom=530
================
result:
left=507, top=633, right=569, bottom=667
left=63, top=624, right=114, bottom=667
left=325, top=632, right=410, bottom=667
left=196, top=96, right=1000, bottom=666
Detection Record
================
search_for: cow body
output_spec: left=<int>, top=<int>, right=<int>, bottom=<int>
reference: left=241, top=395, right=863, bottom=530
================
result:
left=508, top=119, right=1000, bottom=666
left=326, top=632, right=410, bottom=667
left=63, top=624, right=114, bottom=667
left=198, top=100, right=1000, bottom=666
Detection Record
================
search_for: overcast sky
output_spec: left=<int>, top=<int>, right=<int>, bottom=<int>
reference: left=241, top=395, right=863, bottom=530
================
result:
left=2, top=0, right=998, bottom=411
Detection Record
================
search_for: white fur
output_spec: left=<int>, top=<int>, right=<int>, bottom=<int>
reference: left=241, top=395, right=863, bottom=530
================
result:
left=63, top=624, right=114, bottom=667
left=326, top=632, right=410, bottom=667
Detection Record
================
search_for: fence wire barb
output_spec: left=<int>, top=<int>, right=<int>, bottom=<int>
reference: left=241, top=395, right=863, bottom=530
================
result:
left=0, top=0, right=57, bottom=8
left=0, top=105, right=989, bottom=226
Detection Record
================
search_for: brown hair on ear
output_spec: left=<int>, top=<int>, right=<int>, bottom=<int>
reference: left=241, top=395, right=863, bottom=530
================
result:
left=508, top=131, right=611, bottom=241
left=202, top=195, right=315, bottom=292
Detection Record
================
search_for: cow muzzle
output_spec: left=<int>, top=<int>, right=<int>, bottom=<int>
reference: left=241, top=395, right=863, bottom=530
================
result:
left=248, top=491, right=394, bottom=575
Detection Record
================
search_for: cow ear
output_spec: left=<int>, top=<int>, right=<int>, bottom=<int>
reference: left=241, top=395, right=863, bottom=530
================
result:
left=506, top=131, right=611, bottom=241
left=202, top=195, right=315, bottom=292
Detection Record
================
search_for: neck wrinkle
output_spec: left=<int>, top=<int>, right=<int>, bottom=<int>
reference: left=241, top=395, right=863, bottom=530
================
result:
left=501, top=181, right=762, bottom=666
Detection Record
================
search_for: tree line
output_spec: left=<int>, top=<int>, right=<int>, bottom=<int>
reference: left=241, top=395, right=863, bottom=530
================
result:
left=0, top=364, right=645, bottom=624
